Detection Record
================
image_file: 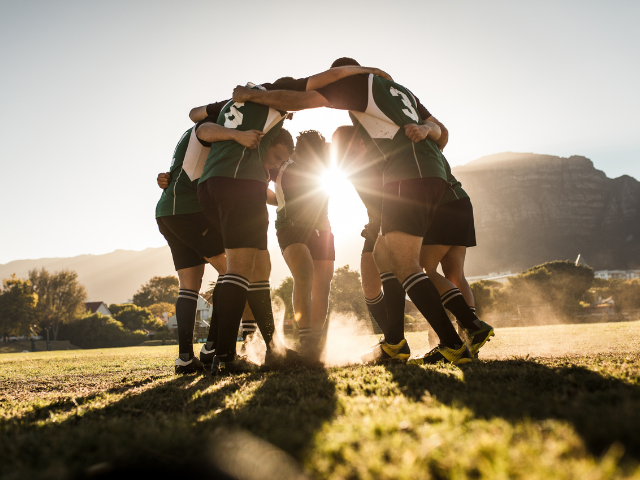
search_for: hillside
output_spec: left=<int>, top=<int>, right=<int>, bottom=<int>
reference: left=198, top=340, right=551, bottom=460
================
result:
left=456, top=152, right=640, bottom=275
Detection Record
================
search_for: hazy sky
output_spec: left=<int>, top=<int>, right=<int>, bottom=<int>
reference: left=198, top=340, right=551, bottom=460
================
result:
left=1, top=0, right=639, bottom=267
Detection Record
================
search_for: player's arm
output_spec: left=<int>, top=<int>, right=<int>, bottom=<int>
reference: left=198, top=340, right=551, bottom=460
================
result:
left=306, top=66, right=392, bottom=91
left=404, top=120, right=441, bottom=143
left=233, top=87, right=330, bottom=112
left=266, top=188, right=277, bottom=206
left=157, top=172, right=171, bottom=189
left=425, top=116, right=448, bottom=151
left=189, top=99, right=230, bottom=123
left=196, top=122, right=263, bottom=150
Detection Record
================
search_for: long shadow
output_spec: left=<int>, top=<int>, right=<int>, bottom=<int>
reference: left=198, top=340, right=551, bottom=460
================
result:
left=1, top=366, right=337, bottom=479
left=385, top=359, right=640, bottom=459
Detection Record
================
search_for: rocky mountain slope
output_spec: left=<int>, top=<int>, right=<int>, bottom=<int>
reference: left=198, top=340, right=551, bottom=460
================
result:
left=455, top=152, right=640, bottom=276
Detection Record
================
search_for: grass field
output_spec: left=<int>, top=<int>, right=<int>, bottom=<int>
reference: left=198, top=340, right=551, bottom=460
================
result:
left=1, top=322, right=640, bottom=480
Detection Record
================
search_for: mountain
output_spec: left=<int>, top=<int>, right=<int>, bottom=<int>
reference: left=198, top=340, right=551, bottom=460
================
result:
left=455, top=152, right=640, bottom=275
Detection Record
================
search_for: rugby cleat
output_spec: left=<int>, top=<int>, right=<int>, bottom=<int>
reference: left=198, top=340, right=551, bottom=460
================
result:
left=175, top=356, right=205, bottom=374
left=199, top=344, right=216, bottom=366
left=463, top=321, right=495, bottom=357
left=211, top=355, right=261, bottom=376
left=407, top=344, right=472, bottom=366
left=264, top=346, right=304, bottom=368
left=361, top=338, right=411, bottom=364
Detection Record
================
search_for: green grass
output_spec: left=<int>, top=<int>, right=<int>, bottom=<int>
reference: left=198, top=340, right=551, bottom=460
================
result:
left=1, top=323, right=640, bottom=480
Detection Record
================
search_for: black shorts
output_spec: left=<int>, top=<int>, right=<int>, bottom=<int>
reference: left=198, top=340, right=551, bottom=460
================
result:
left=381, top=177, right=447, bottom=237
left=198, top=177, right=268, bottom=250
left=157, top=212, right=224, bottom=271
left=422, top=197, right=477, bottom=247
left=361, top=224, right=379, bottom=254
left=277, top=226, right=335, bottom=261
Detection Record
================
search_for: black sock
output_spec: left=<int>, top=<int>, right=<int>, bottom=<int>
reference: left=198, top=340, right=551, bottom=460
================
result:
left=241, top=318, right=257, bottom=341
left=176, top=288, right=199, bottom=357
left=402, top=272, right=462, bottom=347
left=441, top=288, right=479, bottom=331
left=247, top=280, right=276, bottom=347
left=365, top=291, right=388, bottom=337
left=205, top=275, right=224, bottom=351
left=216, top=274, right=249, bottom=360
left=380, top=272, right=406, bottom=345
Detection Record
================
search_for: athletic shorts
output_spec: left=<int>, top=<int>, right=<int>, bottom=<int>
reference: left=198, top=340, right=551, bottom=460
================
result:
left=277, top=226, right=335, bottom=261
left=197, top=177, right=268, bottom=250
left=381, top=177, right=447, bottom=237
left=157, top=212, right=224, bottom=270
left=422, top=197, right=477, bottom=247
left=361, top=224, right=379, bottom=254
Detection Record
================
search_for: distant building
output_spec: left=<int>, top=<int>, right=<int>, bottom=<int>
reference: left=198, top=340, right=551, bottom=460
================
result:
left=84, top=301, right=112, bottom=317
left=594, top=270, right=640, bottom=280
left=167, top=295, right=211, bottom=330
left=467, top=271, right=516, bottom=284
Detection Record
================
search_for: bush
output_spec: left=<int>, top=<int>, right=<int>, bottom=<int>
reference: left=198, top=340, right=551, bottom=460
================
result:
left=109, top=304, right=164, bottom=331
left=64, top=313, right=147, bottom=349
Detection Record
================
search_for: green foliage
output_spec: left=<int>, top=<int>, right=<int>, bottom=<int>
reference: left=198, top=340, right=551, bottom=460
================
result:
left=62, top=313, right=147, bottom=349
left=589, top=278, right=640, bottom=312
left=109, top=303, right=164, bottom=331
left=132, top=276, right=179, bottom=307
left=0, top=275, right=39, bottom=337
left=28, top=268, right=88, bottom=340
left=471, top=261, right=594, bottom=318
left=329, top=265, right=368, bottom=319
left=272, top=277, right=294, bottom=320
left=147, top=302, right=176, bottom=319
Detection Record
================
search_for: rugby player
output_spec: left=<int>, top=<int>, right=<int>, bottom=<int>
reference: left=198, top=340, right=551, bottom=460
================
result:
left=194, top=65, right=391, bottom=374
left=272, top=130, right=334, bottom=360
left=232, top=58, right=481, bottom=365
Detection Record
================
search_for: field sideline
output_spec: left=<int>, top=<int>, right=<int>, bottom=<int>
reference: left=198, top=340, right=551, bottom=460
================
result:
left=1, top=322, right=640, bottom=479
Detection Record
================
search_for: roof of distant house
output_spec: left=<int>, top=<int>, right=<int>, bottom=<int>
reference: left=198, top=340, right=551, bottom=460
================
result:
left=84, top=301, right=108, bottom=313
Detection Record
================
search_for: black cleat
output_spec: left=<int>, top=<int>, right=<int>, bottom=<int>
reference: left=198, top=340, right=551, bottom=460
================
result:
left=264, top=346, right=303, bottom=368
left=408, top=344, right=472, bottom=366
left=463, top=321, right=495, bottom=357
left=211, top=355, right=261, bottom=376
left=361, top=338, right=411, bottom=364
left=199, top=344, right=216, bottom=366
left=175, top=356, right=205, bottom=374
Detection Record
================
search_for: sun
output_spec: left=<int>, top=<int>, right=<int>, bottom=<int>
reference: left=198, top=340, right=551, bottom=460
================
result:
left=319, top=165, right=348, bottom=196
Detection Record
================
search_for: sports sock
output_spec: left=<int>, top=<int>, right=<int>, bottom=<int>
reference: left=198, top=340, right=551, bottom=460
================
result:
left=247, top=280, right=276, bottom=346
left=176, top=288, right=199, bottom=358
left=441, top=288, right=479, bottom=331
left=380, top=272, right=406, bottom=345
left=205, top=275, right=224, bottom=351
left=241, top=318, right=257, bottom=341
left=402, top=272, right=462, bottom=347
left=299, top=326, right=311, bottom=343
left=215, top=274, right=249, bottom=360
left=365, top=291, right=388, bottom=337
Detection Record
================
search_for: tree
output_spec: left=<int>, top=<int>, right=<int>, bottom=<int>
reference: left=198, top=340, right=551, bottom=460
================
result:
left=147, top=302, right=176, bottom=319
left=132, top=276, right=179, bottom=307
left=329, top=265, right=368, bottom=319
left=109, top=303, right=164, bottom=331
left=29, top=268, right=88, bottom=341
left=272, top=277, right=294, bottom=320
left=0, top=275, right=39, bottom=338
left=64, top=313, right=147, bottom=349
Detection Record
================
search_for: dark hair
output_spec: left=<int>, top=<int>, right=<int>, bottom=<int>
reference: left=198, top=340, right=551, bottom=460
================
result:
left=331, top=57, right=360, bottom=68
left=332, top=125, right=361, bottom=169
left=271, top=128, right=294, bottom=155
left=295, top=130, right=329, bottom=168
left=272, top=76, right=296, bottom=86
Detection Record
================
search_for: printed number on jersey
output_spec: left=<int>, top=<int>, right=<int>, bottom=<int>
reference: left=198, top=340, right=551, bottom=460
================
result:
left=224, top=103, right=245, bottom=129
left=390, top=87, right=419, bottom=122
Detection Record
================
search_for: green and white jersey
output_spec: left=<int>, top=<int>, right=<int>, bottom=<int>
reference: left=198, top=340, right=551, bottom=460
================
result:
left=155, top=127, right=209, bottom=218
left=350, top=75, right=446, bottom=185
left=199, top=84, right=287, bottom=185
left=439, top=157, right=469, bottom=206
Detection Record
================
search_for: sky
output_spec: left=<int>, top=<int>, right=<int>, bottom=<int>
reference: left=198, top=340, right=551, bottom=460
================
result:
left=1, top=0, right=639, bottom=272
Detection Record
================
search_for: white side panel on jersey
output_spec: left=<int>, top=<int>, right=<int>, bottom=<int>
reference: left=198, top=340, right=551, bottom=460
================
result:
left=263, top=108, right=286, bottom=134
left=349, top=74, right=400, bottom=140
left=182, top=128, right=211, bottom=181
left=275, top=159, right=294, bottom=212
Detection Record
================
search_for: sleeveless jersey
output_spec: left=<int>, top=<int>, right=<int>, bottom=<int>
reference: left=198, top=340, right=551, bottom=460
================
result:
left=155, top=127, right=208, bottom=218
left=348, top=74, right=447, bottom=185
left=199, top=84, right=287, bottom=185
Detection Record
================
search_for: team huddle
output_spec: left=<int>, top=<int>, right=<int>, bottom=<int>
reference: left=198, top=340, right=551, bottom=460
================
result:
left=155, top=58, right=495, bottom=375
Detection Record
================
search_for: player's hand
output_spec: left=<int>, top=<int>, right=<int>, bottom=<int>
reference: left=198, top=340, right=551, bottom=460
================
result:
left=233, top=85, right=253, bottom=103
left=404, top=124, right=430, bottom=143
left=371, top=68, right=393, bottom=81
left=157, top=172, right=171, bottom=189
left=233, top=130, right=263, bottom=149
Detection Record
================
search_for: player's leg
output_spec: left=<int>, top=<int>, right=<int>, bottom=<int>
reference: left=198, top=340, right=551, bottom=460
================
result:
left=310, top=259, right=333, bottom=346
left=373, top=236, right=407, bottom=343
left=361, top=250, right=388, bottom=336
left=175, top=264, right=205, bottom=361
left=239, top=302, right=256, bottom=352
left=282, top=243, right=315, bottom=349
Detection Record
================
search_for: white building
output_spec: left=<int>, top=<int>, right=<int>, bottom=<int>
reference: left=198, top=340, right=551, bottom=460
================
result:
left=167, top=295, right=212, bottom=329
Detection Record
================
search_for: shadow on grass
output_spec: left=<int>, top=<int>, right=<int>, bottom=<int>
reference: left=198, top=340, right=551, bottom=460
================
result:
left=0, top=367, right=337, bottom=479
left=385, top=359, right=640, bottom=459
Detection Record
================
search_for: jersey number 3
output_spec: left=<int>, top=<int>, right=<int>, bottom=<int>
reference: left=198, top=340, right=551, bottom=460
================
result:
left=224, top=103, right=244, bottom=129
left=390, top=88, right=419, bottom=123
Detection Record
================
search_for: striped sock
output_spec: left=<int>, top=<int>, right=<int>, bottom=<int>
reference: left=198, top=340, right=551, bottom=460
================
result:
left=402, top=272, right=462, bottom=347
left=299, top=326, right=312, bottom=341
left=380, top=272, right=406, bottom=344
left=241, top=318, right=257, bottom=340
left=365, top=290, right=388, bottom=337
left=441, top=288, right=479, bottom=331
left=205, top=275, right=224, bottom=350
left=247, top=280, right=276, bottom=346
left=216, top=274, right=250, bottom=360
left=176, top=288, right=199, bottom=357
